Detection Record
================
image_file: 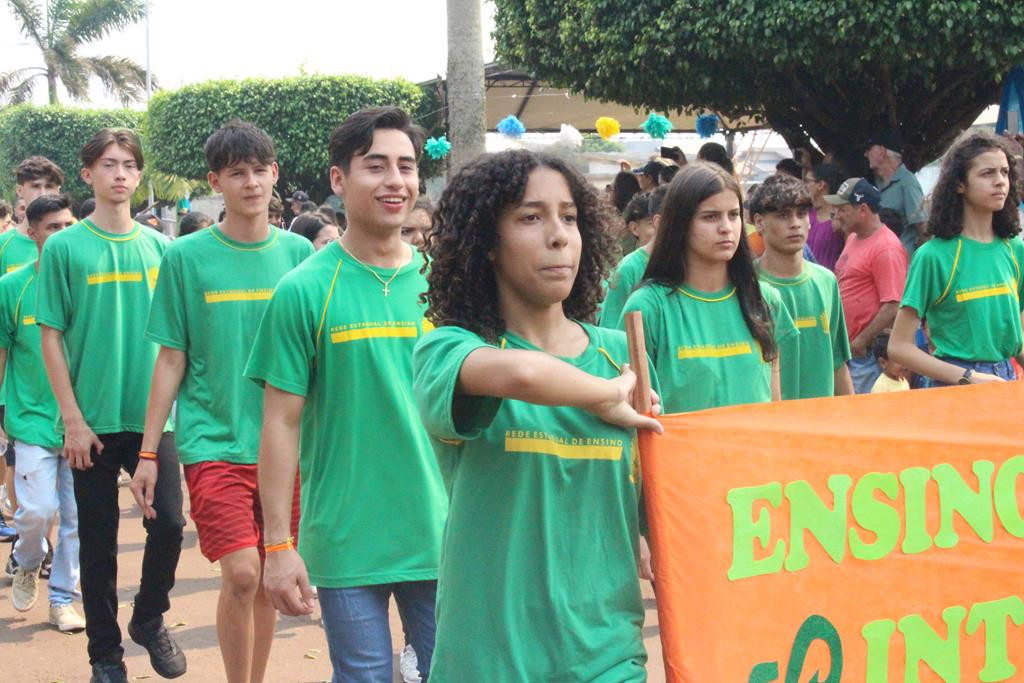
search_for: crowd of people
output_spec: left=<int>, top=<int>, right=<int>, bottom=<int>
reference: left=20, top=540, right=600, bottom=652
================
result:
left=0, top=104, right=1020, bottom=683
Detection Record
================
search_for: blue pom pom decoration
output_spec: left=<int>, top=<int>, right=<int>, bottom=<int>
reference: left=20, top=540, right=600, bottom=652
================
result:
left=696, top=113, right=720, bottom=139
left=642, top=113, right=673, bottom=140
left=424, top=136, right=451, bottom=160
left=497, top=114, right=527, bottom=139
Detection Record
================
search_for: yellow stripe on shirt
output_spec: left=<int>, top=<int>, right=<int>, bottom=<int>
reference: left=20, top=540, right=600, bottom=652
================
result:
left=677, top=342, right=753, bottom=359
left=330, top=325, right=418, bottom=344
left=795, top=316, right=818, bottom=329
left=955, top=284, right=1014, bottom=303
left=204, top=289, right=274, bottom=303
left=504, top=436, right=621, bottom=461
left=22, top=315, right=35, bottom=325
left=87, top=272, right=142, bottom=285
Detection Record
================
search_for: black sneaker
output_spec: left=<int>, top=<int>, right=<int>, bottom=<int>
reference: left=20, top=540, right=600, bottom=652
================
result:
left=90, top=660, right=128, bottom=683
left=39, top=539, right=53, bottom=579
left=127, top=617, right=187, bottom=679
left=4, top=550, right=17, bottom=578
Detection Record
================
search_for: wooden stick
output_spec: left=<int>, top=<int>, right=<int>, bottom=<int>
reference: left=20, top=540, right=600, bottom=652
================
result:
left=624, top=312, right=653, bottom=414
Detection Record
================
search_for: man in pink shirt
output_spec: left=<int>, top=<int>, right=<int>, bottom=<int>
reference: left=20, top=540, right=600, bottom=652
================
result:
left=829, top=178, right=909, bottom=393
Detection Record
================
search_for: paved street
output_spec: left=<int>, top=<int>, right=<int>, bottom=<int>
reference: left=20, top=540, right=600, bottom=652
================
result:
left=1, top=484, right=663, bottom=682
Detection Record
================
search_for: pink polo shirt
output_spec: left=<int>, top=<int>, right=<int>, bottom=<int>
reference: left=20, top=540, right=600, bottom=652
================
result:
left=835, top=224, right=908, bottom=342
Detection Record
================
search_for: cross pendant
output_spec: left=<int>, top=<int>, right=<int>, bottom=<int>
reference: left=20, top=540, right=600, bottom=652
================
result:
left=383, top=283, right=390, bottom=296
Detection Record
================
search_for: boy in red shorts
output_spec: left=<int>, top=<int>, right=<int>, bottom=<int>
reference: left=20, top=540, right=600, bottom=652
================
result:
left=130, top=120, right=312, bottom=683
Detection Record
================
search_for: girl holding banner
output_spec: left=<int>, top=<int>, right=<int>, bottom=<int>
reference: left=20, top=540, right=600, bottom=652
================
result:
left=618, top=162, right=797, bottom=412
left=412, top=150, right=662, bottom=682
left=889, top=130, right=1023, bottom=386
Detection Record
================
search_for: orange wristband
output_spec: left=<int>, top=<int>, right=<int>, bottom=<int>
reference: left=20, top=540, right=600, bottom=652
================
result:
left=264, top=537, right=294, bottom=554
left=138, top=451, right=159, bottom=461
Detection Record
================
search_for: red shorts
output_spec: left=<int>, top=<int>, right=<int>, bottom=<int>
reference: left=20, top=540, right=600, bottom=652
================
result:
left=183, top=461, right=300, bottom=563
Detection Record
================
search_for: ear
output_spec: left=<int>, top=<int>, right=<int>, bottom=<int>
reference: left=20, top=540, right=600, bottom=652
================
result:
left=207, top=170, right=221, bottom=193
left=271, top=161, right=280, bottom=184
left=651, top=213, right=661, bottom=231
left=955, top=181, right=965, bottom=194
left=627, top=220, right=640, bottom=238
left=80, top=167, right=92, bottom=187
left=752, top=213, right=765, bottom=234
left=329, top=166, right=345, bottom=198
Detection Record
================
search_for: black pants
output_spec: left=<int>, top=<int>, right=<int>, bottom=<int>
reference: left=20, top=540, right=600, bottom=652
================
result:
left=72, top=431, right=185, bottom=665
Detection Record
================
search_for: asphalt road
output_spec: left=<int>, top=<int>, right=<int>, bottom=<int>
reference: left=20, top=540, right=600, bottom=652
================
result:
left=1, top=484, right=664, bottom=682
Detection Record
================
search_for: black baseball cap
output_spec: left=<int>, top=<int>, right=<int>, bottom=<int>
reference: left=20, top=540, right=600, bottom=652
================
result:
left=633, top=160, right=664, bottom=178
left=865, top=128, right=904, bottom=154
left=824, top=178, right=881, bottom=211
left=287, top=190, right=309, bottom=203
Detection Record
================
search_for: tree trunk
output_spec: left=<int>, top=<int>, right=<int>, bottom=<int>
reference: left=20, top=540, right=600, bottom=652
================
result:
left=47, top=68, right=59, bottom=105
left=446, top=0, right=486, bottom=173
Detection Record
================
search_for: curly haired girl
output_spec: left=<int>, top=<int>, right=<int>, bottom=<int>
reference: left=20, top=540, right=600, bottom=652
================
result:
left=413, top=149, right=661, bottom=681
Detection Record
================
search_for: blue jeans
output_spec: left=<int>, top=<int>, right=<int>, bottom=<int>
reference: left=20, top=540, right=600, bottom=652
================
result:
left=848, top=355, right=883, bottom=394
left=929, top=357, right=1016, bottom=387
left=12, top=442, right=79, bottom=606
left=318, top=580, right=437, bottom=682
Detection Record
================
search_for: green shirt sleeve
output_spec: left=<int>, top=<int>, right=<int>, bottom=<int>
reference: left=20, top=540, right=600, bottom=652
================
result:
left=412, top=326, right=502, bottom=441
left=900, top=244, right=944, bottom=318
left=618, top=285, right=663, bottom=364
left=1014, top=240, right=1024, bottom=312
left=145, top=247, right=188, bottom=351
left=830, top=278, right=852, bottom=369
left=35, top=237, right=72, bottom=331
left=243, top=277, right=316, bottom=397
left=0, top=281, right=14, bottom=350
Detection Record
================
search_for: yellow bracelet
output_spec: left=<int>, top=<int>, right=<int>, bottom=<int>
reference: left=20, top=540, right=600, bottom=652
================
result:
left=138, top=451, right=159, bottom=461
left=264, top=537, right=295, bottom=553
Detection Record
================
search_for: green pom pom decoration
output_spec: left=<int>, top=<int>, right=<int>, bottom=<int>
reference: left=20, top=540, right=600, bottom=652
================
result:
left=425, top=136, right=452, bottom=160
left=642, top=113, right=673, bottom=140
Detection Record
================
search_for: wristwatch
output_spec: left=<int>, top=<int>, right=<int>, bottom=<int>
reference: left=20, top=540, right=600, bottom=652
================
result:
left=957, top=368, right=974, bottom=385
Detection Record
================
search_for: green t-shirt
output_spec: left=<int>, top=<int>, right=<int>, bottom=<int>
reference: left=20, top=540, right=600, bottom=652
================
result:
left=757, top=262, right=851, bottom=399
left=244, top=241, right=446, bottom=588
left=0, top=265, right=59, bottom=448
left=902, top=236, right=1024, bottom=361
left=146, top=226, right=313, bottom=466
left=620, top=281, right=798, bottom=413
left=35, top=218, right=169, bottom=434
left=599, top=247, right=649, bottom=328
left=413, top=323, right=647, bottom=682
left=0, top=230, right=39, bottom=275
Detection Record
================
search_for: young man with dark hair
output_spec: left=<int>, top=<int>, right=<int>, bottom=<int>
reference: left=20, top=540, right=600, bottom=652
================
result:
left=0, top=155, right=66, bottom=543
left=130, top=120, right=312, bottom=683
left=828, top=177, right=909, bottom=394
left=37, top=128, right=186, bottom=683
left=246, top=106, right=445, bottom=682
left=1, top=193, right=84, bottom=633
left=0, top=199, right=13, bottom=232
left=749, top=175, right=854, bottom=398
left=600, top=184, right=667, bottom=327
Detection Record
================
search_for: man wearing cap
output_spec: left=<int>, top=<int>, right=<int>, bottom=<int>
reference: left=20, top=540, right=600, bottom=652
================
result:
left=633, top=160, right=666, bottom=192
left=286, top=190, right=309, bottom=216
left=865, top=128, right=927, bottom=255
left=828, top=178, right=909, bottom=394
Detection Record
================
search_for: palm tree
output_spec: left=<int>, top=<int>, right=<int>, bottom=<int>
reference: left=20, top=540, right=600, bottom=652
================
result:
left=1, top=0, right=150, bottom=106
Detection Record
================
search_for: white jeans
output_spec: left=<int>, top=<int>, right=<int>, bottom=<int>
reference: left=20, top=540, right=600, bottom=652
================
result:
left=12, top=442, right=79, bottom=605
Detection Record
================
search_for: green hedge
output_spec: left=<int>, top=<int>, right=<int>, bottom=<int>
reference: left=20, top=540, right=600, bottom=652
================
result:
left=0, top=105, right=143, bottom=204
left=145, top=75, right=428, bottom=201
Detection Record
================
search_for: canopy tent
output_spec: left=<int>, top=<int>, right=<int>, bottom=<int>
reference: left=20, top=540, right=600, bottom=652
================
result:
left=421, top=64, right=763, bottom=133
left=996, top=65, right=1024, bottom=135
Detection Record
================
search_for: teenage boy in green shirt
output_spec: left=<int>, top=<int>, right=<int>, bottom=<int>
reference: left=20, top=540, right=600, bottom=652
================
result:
left=0, top=155, right=65, bottom=540
left=1, top=193, right=84, bottom=633
left=749, top=174, right=854, bottom=398
left=246, top=107, right=446, bottom=683
left=130, top=120, right=312, bottom=683
left=37, top=129, right=186, bottom=683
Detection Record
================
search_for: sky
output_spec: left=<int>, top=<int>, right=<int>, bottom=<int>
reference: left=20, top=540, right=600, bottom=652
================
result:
left=0, top=0, right=497, bottom=108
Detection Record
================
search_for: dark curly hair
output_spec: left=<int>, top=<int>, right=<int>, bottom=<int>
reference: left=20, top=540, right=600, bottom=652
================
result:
left=928, top=130, right=1021, bottom=240
left=643, top=162, right=777, bottom=361
left=424, top=150, right=616, bottom=342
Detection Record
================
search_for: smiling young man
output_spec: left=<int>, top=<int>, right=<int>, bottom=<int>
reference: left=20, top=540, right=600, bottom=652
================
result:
left=130, top=120, right=312, bottom=683
left=245, top=107, right=446, bottom=682
left=749, top=175, right=853, bottom=399
left=1, top=194, right=83, bottom=633
left=37, top=129, right=186, bottom=683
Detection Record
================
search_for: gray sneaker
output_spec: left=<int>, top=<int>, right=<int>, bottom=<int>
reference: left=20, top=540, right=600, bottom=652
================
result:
left=90, top=660, right=128, bottom=683
left=11, top=564, right=40, bottom=611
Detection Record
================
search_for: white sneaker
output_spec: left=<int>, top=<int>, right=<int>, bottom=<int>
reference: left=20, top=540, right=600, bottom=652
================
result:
left=399, top=644, right=421, bottom=683
left=49, top=603, right=86, bottom=633
left=11, top=565, right=40, bottom=611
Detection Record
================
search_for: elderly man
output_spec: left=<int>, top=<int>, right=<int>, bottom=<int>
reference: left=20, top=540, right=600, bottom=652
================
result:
left=865, top=128, right=927, bottom=255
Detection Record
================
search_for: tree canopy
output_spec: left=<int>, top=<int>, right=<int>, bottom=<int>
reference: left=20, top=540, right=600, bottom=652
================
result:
left=493, top=0, right=1024, bottom=170
left=1, top=0, right=150, bottom=106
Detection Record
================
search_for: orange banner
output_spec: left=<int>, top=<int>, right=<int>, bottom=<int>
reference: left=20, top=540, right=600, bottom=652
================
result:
left=640, top=382, right=1024, bottom=682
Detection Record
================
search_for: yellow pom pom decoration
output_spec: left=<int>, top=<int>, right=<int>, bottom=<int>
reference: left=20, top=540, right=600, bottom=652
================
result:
left=595, top=117, right=621, bottom=140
